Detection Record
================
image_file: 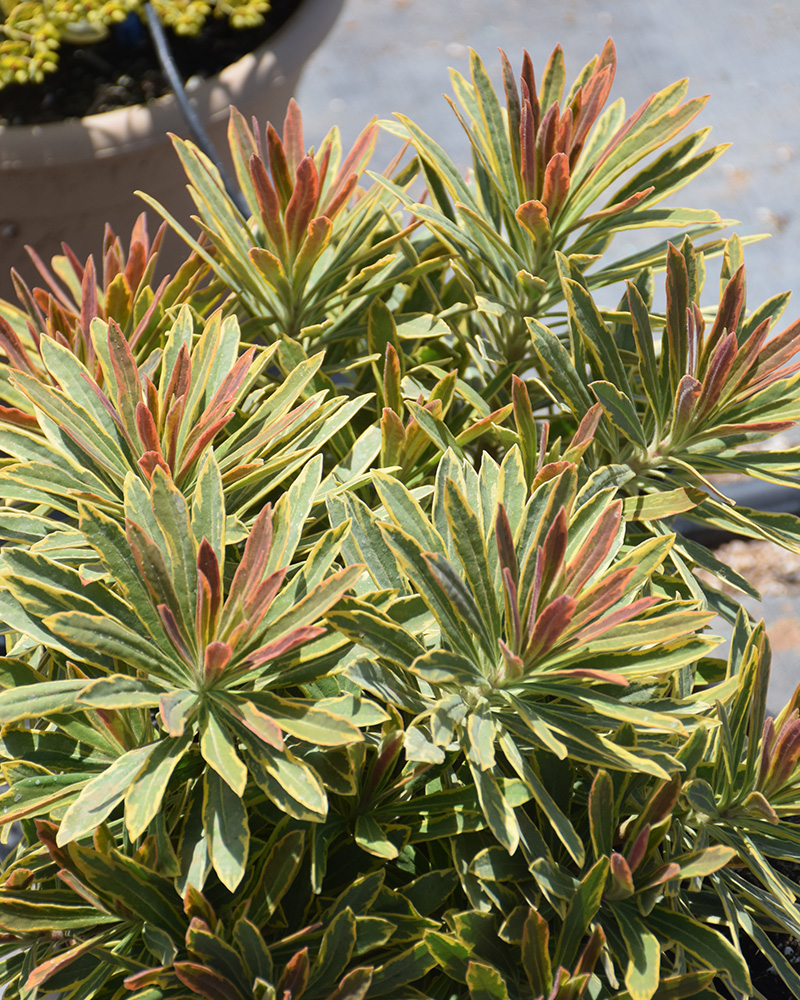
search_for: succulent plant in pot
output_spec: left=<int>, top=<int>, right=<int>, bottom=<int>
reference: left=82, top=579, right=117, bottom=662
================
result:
left=4, top=38, right=800, bottom=1000
left=0, top=0, right=344, bottom=298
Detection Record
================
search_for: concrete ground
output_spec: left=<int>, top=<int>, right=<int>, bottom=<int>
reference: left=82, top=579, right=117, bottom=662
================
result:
left=295, top=0, right=800, bottom=714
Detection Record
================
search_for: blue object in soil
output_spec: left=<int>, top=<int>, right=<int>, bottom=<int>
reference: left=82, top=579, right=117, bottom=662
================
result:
left=113, top=11, right=148, bottom=47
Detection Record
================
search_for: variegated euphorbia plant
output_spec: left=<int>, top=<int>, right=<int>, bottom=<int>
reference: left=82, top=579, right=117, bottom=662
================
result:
left=327, top=444, right=716, bottom=860
left=525, top=237, right=800, bottom=620
left=0, top=457, right=381, bottom=892
left=0, top=214, right=211, bottom=388
left=141, top=101, right=443, bottom=363
left=4, top=38, right=800, bottom=1000
left=0, top=304, right=373, bottom=550
left=375, top=42, right=732, bottom=383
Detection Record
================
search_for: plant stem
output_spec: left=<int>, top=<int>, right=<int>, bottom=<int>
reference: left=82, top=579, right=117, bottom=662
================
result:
left=142, top=1, right=250, bottom=218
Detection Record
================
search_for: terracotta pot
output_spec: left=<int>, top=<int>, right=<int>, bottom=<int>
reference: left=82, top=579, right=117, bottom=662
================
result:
left=0, top=0, right=344, bottom=297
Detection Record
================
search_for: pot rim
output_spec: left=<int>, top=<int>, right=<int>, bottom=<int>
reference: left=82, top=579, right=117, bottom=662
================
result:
left=0, top=0, right=344, bottom=167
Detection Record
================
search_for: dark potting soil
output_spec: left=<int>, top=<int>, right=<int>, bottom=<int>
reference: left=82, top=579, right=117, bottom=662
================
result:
left=741, top=932, right=800, bottom=999
left=0, top=0, right=300, bottom=126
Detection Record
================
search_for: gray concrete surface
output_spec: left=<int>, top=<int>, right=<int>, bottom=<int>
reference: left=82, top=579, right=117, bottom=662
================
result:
left=295, top=0, right=800, bottom=714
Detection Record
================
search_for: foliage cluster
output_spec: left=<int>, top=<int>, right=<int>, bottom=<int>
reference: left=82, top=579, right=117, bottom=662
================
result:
left=1, top=42, right=800, bottom=1000
left=0, top=0, right=270, bottom=87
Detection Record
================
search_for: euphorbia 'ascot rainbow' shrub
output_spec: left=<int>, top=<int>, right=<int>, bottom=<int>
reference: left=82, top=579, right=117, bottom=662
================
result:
left=1, top=41, right=800, bottom=1000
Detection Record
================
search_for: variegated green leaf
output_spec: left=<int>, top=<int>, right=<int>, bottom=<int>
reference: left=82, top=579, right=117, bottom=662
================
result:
left=203, top=766, right=249, bottom=891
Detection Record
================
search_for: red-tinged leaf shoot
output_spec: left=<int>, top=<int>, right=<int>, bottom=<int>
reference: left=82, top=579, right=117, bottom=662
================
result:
left=107, top=315, right=140, bottom=400
left=575, top=186, right=654, bottom=230
left=740, top=791, right=779, bottom=825
left=520, top=49, right=539, bottom=132
left=158, top=604, right=194, bottom=665
left=3, top=869, right=33, bottom=890
left=250, top=154, right=287, bottom=256
left=249, top=247, right=290, bottom=295
left=241, top=568, right=288, bottom=631
left=686, top=301, right=704, bottom=377
left=282, top=97, right=305, bottom=174
left=225, top=504, right=273, bottom=620
left=574, top=595, right=661, bottom=645
left=642, top=862, right=680, bottom=890
left=284, top=156, right=320, bottom=259
left=695, top=330, right=737, bottom=421
left=495, top=504, right=519, bottom=586
left=665, top=242, right=690, bottom=386
left=0, top=404, right=39, bottom=428
left=184, top=883, right=217, bottom=927
left=701, top=262, right=746, bottom=369
left=511, top=374, right=538, bottom=480
left=516, top=199, right=551, bottom=246
left=383, top=343, right=403, bottom=417
left=535, top=103, right=559, bottom=192
left=136, top=400, right=162, bottom=455
left=530, top=459, right=572, bottom=494
left=243, top=626, right=326, bottom=669
left=197, top=537, right=222, bottom=611
left=519, top=99, right=537, bottom=200
left=159, top=690, right=196, bottom=737
left=174, top=962, right=246, bottom=1000
left=536, top=421, right=550, bottom=475
left=0, top=313, right=40, bottom=375
left=161, top=342, right=192, bottom=415
left=565, top=499, right=622, bottom=594
left=321, top=119, right=378, bottom=216
left=524, top=593, right=576, bottom=666
left=204, top=641, right=233, bottom=686
left=79, top=371, right=132, bottom=444
left=266, top=122, right=293, bottom=208
left=537, top=507, right=568, bottom=606
left=554, top=668, right=628, bottom=687
left=574, top=926, right=606, bottom=981
left=35, top=820, right=70, bottom=870
left=757, top=716, right=775, bottom=791
left=143, top=374, right=160, bottom=425
left=748, top=315, right=800, bottom=387
left=292, top=216, right=333, bottom=288
left=185, top=347, right=257, bottom=448
left=606, top=851, right=634, bottom=899
left=626, top=823, right=651, bottom=873
left=570, top=402, right=603, bottom=451
left=321, top=172, right=359, bottom=221
left=571, top=58, right=615, bottom=160
left=557, top=104, right=574, bottom=157
left=640, top=774, right=682, bottom=830
left=277, top=948, right=310, bottom=1000
left=525, top=547, right=545, bottom=638
left=498, top=638, right=524, bottom=682
left=669, top=373, right=702, bottom=444
left=79, top=254, right=98, bottom=365
left=762, top=712, right=800, bottom=796
left=176, top=414, right=235, bottom=484
left=231, top=700, right=284, bottom=750
left=139, top=450, right=171, bottom=481
left=381, top=407, right=407, bottom=469
left=502, top=566, right=522, bottom=653
left=362, top=731, right=404, bottom=804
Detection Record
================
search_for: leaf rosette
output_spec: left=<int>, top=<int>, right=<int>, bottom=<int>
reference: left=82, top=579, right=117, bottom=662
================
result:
left=329, top=446, right=717, bottom=856
left=0, top=461, right=381, bottom=889
left=0, top=304, right=371, bottom=549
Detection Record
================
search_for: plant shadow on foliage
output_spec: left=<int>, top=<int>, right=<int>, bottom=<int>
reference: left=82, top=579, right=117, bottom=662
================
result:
left=2, top=38, right=800, bottom=1000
